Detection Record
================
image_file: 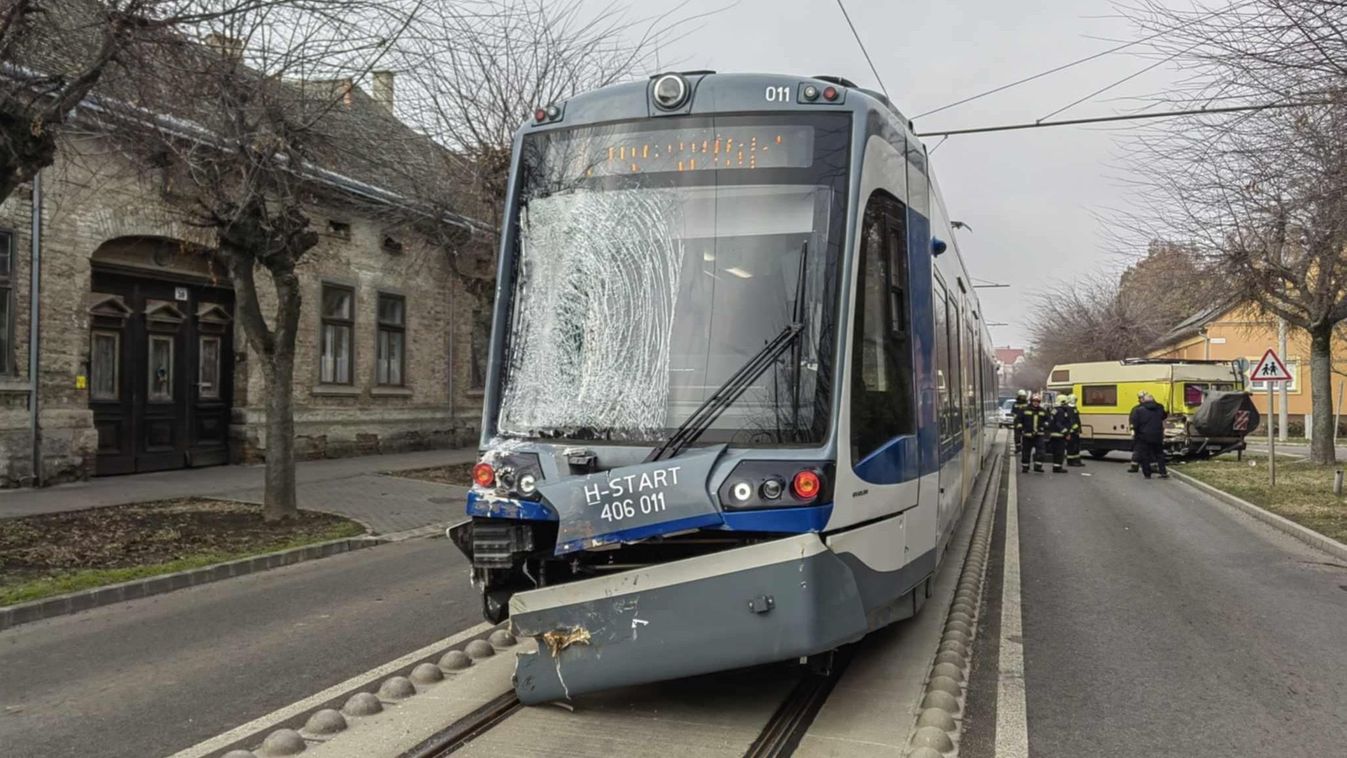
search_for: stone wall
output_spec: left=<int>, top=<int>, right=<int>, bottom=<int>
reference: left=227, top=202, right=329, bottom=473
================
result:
left=0, top=135, right=492, bottom=487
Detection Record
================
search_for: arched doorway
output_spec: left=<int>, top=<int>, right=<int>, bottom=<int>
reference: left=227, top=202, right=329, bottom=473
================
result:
left=88, top=237, right=235, bottom=475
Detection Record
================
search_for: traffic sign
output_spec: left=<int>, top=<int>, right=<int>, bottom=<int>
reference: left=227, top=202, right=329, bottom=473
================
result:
left=1250, top=348, right=1293, bottom=383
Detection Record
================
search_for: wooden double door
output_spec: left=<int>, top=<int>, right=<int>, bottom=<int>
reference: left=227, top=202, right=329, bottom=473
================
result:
left=89, top=268, right=235, bottom=475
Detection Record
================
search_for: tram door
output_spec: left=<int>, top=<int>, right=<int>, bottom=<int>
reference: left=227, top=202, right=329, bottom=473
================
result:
left=89, top=269, right=234, bottom=475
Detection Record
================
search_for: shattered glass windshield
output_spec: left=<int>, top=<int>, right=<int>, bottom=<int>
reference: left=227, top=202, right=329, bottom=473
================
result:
left=496, top=113, right=851, bottom=446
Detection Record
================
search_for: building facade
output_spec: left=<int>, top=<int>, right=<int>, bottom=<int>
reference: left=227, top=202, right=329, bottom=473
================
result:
left=0, top=126, right=491, bottom=487
left=1148, top=302, right=1347, bottom=428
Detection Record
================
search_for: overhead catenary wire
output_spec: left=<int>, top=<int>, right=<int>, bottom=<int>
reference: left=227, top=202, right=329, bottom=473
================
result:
left=913, top=0, right=1255, bottom=120
left=834, top=0, right=888, bottom=99
left=915, top=98, right=1333, bottom=138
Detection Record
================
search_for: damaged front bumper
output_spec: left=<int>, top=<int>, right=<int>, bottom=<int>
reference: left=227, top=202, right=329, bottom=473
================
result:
left=509, top=532, right=868, bottom=704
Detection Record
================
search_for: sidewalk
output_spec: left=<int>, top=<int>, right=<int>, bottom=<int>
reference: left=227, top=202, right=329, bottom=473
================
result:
left=0, top=448, right=478, bottom=535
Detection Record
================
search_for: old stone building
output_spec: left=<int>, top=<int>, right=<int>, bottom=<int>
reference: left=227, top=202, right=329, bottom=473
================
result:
left=0, top=78, right=494, bottom=487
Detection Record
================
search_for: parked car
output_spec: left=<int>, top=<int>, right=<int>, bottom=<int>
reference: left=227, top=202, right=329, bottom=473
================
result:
left=997, top=398, right=1016, bottom=428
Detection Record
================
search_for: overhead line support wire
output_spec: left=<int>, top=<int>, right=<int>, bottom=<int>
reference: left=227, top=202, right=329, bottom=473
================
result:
left=835, top=0, right=888, bottom=99
left=915, top=99, right=1333, bottom=138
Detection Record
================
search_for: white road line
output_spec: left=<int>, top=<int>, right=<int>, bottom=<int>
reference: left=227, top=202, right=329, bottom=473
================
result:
left=995, top=468, right=1030, bottom=758
left=170, top=621, right=493, bottom=758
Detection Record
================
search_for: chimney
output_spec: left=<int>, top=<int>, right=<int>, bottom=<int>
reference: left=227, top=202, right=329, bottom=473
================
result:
left=372, top=70, right=395, bottom=112
left=204, top=33, right=244, bottom=62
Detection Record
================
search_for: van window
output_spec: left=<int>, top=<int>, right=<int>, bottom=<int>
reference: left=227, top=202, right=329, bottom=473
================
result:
left=1185, top=382, right=1234, bottom=406
left=1082, top=385, right=1117, bottom=406
left=1050, top=369, right=1070, bottom=383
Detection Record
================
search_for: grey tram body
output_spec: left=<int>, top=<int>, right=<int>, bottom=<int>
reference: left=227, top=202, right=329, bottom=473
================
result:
left=461, top=72, right=998, bottom=703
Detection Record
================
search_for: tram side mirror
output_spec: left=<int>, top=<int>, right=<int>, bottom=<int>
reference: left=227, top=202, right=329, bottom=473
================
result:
left=932, top=238, right=948, bottom=257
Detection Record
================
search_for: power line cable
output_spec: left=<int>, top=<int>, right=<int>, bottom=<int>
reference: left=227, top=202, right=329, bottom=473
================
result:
left=913, top=0, right=1253, bottom=120
left=835, top=0, right=888, bottom=99
left=1034, top=44, right=1193, bottom=123
left=916, top=98, right=1331, bottom=137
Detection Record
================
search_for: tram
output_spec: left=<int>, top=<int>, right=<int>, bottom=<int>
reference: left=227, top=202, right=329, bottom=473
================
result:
left=450, top=72, right=998, bottom=704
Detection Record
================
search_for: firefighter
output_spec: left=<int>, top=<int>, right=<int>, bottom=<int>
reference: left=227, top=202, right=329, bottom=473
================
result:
left=1063, top=394, right=1085, bottom=467
left=1019, top=393, right=1050, bottom=473
left=1011, top=389, right=1029, bottom=453
left=1048, top=396, right=1071, bottom=473
left=1130, top=391, right=1170, bottom=479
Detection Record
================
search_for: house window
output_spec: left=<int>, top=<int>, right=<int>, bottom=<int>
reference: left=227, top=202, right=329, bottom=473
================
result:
left=376, top=293, right=405, bottom=386
left=148, top=335, right=174, bottom=402
left=199, top=335, right=221, bottom=399
left=0, top=230, right=12, bottom=374
left=320, top=284, right=354, bottom=384
left=90, top=331, right=119, bottom=400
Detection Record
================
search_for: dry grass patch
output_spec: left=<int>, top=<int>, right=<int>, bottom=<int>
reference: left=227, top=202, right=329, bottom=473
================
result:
left=1180, top=455, right=1347, bottom=544
left=0, top=498, right=365, bottom=605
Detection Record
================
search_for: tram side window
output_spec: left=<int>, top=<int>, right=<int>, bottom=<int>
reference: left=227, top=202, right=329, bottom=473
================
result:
left=947, top=296, right=963, bottom=436
left=907, top=145, right=930, bottom=217
left=850, top=192, right=914, bottom=461
left=934, top=279, right=950, bottom=439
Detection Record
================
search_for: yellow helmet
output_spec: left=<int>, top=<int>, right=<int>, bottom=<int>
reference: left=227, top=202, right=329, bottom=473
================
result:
left=1056, top=395, right=1069, bottom=406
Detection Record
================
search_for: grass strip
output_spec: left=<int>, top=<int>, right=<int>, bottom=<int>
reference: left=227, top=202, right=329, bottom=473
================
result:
left=1179, top=455, right=1347, bottom=544
left=1, top=519, right=364, bottom=606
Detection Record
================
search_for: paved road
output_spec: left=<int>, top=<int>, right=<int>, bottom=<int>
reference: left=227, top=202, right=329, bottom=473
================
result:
left=963, top=459, right=1347, bottom=757
left=0, top=539, right=482, bottom=758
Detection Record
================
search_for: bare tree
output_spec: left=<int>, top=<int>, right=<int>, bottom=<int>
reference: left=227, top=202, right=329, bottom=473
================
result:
left=85, top=0, right=429, bottom=520
left=1118, top=0, right=1347, bottom=463
left=0, top=0, right=284, bottom=202
left=1027, top=274, right=1164, bottom=366
left=395, top=0, right=707, bottom=251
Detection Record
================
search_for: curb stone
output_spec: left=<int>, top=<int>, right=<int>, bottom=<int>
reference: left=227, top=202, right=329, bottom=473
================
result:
left=905, top=440, right=1004, bottom=757
left=0, top=535, right=380, bottom=631
left=169, top=622, right=507, bottom=758
left=1171, top=470, right=1347, bottom=563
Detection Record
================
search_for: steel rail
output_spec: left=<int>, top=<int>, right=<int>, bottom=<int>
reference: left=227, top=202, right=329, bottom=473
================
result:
left=399, top=690, right=522, bottom=757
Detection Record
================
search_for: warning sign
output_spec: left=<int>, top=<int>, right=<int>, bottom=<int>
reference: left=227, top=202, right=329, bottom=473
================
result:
left=1250, top=348, right=1293, bottom=383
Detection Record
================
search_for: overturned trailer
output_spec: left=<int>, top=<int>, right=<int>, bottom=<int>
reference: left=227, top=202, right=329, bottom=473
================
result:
left=451, top=71, right=1000, bottom=703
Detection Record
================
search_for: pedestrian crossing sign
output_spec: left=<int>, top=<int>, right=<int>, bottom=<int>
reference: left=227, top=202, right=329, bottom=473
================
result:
left=1250, top=348, right=1293, bottom=383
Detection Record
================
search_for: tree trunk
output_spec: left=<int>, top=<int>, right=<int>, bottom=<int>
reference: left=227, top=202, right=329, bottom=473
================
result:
left=261, top=271, right=303, bottom=522
left=261, top=350, right=298, bottom=521
left=1308, top=322, right=1336, bottom=465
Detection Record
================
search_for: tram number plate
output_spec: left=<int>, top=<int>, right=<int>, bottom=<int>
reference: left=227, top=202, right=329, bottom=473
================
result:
left=587, top=467, right=679, bottom=523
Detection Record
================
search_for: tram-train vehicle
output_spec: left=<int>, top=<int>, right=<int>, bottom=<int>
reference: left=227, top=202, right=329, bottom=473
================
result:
left=450, top=72, right=998, bottom=704
left=1045, top=358, right=1255, bottom=459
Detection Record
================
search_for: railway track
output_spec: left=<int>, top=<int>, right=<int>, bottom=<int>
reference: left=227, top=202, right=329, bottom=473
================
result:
left=401, top=655, right=849, bottom=758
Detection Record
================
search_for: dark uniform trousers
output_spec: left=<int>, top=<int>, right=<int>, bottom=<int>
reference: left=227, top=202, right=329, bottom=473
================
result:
left=1012, top=401, right=1028, bottom=452
left=1018, top=406, right=1050, bottom=472
left=1047, top=432, right=1066, bottom=471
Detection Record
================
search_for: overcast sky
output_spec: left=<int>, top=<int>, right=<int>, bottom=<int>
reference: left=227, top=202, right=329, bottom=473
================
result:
left=645, top=0, right=1185, bottom=346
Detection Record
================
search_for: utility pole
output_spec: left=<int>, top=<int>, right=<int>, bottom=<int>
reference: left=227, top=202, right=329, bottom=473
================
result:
left=1278, top=318, right=1288, bottom=441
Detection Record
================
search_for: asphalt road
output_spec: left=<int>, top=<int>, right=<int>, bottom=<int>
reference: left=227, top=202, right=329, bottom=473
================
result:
left=963, top=458, right=1347, bottom=757
left=0, top=539, right=481, bottom=758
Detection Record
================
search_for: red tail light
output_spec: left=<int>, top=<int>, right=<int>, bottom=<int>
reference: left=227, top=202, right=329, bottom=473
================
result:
left=472, top=462, right=496, bottom=488
left=792, top=470, right=821, bottom=500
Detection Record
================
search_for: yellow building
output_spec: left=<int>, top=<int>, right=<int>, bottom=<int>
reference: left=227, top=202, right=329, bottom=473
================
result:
left=1148, top=302, right=1347, bottom=422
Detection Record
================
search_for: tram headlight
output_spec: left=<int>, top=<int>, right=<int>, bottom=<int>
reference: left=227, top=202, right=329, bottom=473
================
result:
left=518, top=472, right=538, bottom=495
left=760, top=478, right=785, bottom=500
left=731, top=481, right=754, bottom=502
left=652, top=74, right=689, bottom=110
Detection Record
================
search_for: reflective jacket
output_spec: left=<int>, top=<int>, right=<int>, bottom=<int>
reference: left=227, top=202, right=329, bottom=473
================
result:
left=1011, top=400, right=1029, bottom=429
left=1061, top=407, right=1082, bottom=436
left=1049, top=406, right=1075, bottom=437
left=1018, top=405, right=1051, bottom=435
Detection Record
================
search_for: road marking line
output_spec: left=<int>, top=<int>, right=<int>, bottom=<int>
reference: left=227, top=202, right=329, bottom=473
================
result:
left=995, top=468, right=1030, bottom=758
left=170, top=621, right=493, bottom=758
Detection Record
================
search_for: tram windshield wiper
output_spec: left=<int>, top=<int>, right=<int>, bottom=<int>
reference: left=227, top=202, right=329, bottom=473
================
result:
left=646, top=243, right=809, bottom=463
